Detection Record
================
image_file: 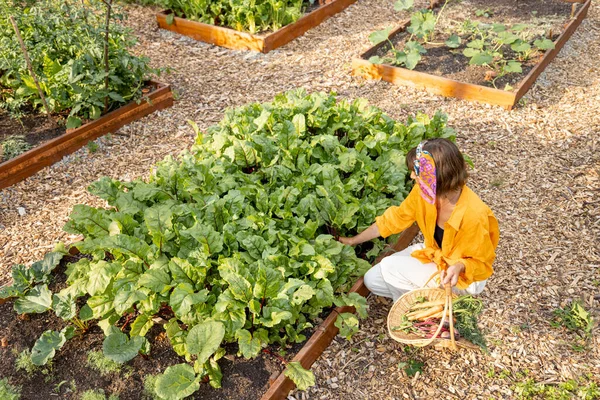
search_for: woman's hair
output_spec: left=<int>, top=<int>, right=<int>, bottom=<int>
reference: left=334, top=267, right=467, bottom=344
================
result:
left=405, top=138, right=468, bottom=197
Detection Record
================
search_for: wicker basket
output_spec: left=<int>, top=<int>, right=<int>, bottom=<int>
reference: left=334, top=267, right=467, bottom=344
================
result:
left=387, top=271, right=459, bottom=349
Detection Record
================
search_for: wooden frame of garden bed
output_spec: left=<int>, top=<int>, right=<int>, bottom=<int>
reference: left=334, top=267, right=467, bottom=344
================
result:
left=261, top=224, right=420, bottom=400
left=0, top=81, right=174, bottom=190
left=155, top=0, right=358, bottom=53
left=351, top=0, right=591, bottom=109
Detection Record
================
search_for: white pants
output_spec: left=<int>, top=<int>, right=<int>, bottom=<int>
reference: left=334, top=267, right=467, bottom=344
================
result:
left=364, top=243, right=487, bottom=302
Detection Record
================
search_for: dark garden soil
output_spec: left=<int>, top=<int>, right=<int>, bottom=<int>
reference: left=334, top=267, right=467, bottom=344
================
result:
left=0, top=256, right=313, bottom=400
left=0, top=109, right=65, bottom=162
left=376, top=0, right=578, bottom=89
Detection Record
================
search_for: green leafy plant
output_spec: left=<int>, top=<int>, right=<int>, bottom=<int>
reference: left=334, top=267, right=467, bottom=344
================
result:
left=15, top=349, right=38, bottom=376
left=1, top=135, right=31, bottom=162
left=0, top=378, right=21, bottom=400
left=475, top=8, right=493, bottom=18
left=87, top=141, right=100, bottom=154
left=398, top=359, right=424, bottom=377
left=369, top=2, right=555, bottom=87
left=0, top=0, right=159, bottom=127
left=457, top=21, right=555, bottom=87
left=80, top=389, right=119, bottom=400
left=87, top=351, right=125, bottom=377
left=4, top=90, right=455, bottom=395
left=551, top=300, right=594, bottom=339
left=515, top=377, right=600, bottom=400
left=145, top=0, right=317, bottom=34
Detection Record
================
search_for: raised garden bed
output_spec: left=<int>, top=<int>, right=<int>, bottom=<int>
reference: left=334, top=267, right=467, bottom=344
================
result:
left=0, top=226, right=420, bottom=400
left=0, top=81, right=173, bottom=190
left=352, top=0, right=590, bottom=109
left=156, top=0, right=358, bottom=53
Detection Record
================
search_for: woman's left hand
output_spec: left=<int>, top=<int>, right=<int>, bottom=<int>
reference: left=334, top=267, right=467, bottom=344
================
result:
left=441, top=263, right=465, bottom=287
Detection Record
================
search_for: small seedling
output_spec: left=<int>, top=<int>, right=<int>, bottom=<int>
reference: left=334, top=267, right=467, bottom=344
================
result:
left=1, top=135, right=31, bottom=162
left=81, top=389, right=119, bottom=400
left=0, top=378, right=21, bottom=400
left=143, top=375, right=161, bottom=400
left=489, top=177, right=505, bottom=188
left=399, top=359, right=424, bottom=377
left=87, top=140, right=99, bottom=153
left=550, top=301, right=594, bottom=339
left=15, top=349, right=38, bottom=376
left=87, top=350, right=123, bottom=377
left=475, top=8, right=493, bottom=18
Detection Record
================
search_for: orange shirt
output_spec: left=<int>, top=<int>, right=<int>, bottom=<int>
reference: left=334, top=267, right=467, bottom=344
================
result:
left=375, top=185, right=499, bottom=290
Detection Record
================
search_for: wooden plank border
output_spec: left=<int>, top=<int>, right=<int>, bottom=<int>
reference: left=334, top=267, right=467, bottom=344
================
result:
left=0, top=81, right=174, bottom=190
left=352, top=0, right=591, bottom=109
left=261, top=224, right=420, bottom=400
left=156, top=0, right=358, bottom=53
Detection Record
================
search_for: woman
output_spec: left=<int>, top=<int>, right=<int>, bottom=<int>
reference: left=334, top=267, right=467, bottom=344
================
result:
left=339, top=138, right=499, bottom=301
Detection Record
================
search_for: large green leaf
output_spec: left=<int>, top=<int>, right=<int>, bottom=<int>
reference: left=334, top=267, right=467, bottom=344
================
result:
left=186, top=321, right=225, bottom=364
left=368, top=28, right=392, bottom=45
left=102, top=331, right=145, bottom=364
left=284, top=361, right=315, bottom=391
left=52, top=293, right=76, bottom=320
left=31, top=330, right=67, bottom=366
left=235, top=329, right=261, bottom=358
left=14, top=284, right=52, bottom=314
left=170, top=283, right=208, bottom=317
left=155, top=363, right=199, bottom=400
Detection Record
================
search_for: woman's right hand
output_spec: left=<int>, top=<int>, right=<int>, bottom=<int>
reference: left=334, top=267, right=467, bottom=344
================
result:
left=338, top=237, right=356, bottom=246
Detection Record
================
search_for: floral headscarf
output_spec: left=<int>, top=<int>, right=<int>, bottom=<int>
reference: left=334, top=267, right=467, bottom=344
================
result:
left=413, top=141, right=437, bottom=204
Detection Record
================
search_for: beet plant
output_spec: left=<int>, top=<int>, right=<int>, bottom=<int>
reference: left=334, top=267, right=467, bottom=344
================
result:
left=1, top=90, right=455, bottom=397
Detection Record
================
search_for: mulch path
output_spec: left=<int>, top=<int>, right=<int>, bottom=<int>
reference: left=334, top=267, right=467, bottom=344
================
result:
left=1, top=0, right=598, bottom=398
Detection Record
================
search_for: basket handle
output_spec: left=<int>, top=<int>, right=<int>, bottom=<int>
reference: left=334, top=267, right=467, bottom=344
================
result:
left=445, top=283, right=457, bottom=350
left=419, top=282, right=457, bottom=350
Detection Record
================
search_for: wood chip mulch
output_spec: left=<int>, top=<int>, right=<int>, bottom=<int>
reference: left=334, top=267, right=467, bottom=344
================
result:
left=1, top=0, right=598, bottom=398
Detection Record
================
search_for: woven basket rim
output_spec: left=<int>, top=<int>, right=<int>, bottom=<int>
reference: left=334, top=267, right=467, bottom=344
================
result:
left=387, top=287, right=457, bottom=346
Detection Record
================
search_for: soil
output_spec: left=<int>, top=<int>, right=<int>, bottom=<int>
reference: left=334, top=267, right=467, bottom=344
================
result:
left=0, top=109, right=65, bottom=162
left=0, top=256, right=312, bottom=400
left=0, top=82, right=157, bottom=164
left=374, top=0, right=579, bottom=89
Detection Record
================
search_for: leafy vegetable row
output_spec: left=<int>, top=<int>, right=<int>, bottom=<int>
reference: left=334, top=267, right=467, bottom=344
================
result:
left=141, top=0, right=315, bottom=34
left=0, top=0, right=159, bottom=128
left=1, top=90, right=455, bottom=398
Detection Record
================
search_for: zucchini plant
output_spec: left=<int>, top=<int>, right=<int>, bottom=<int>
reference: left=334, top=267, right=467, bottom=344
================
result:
left=2, top=90, right=455, bottom=397
left=369, top=1, right=556, bottom=88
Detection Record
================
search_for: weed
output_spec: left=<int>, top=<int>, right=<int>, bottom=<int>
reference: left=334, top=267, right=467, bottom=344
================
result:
left=551, top=301, right=594, bottom=339
left=1, top=135, right=31, bottom=162
left=398, top=359, right=424, bottom=377
left=475, top=8, right=493, bottom=18
left=87, top=351, right=122, bottom=377
left=489, top=176, right=505, bottom=188
left=498, top=369, right=511, bottom=380
left=0, top=378, right=21, bottom=400
left=87, top=141, right=99, bottom=154
left=143, top=375, right=161, bottom=400
left=515, top=377, right=600, bottom=400
left=54, top=380, right=68, bottom=394
left=80, top=388, right=119, bottom=400
left=15, top=349, right=37, bottom=376
left=486, top=367, right=495, bottom=378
